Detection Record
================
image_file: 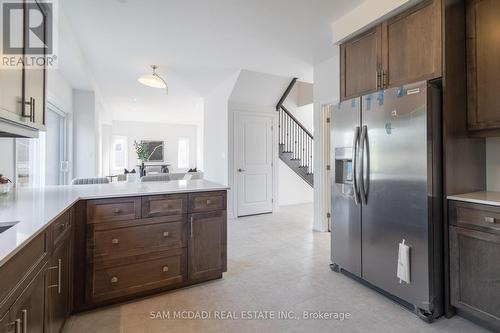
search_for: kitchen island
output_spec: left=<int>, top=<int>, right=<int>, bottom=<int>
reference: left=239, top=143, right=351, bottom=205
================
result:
left=0, top=180, right=228, bottom=333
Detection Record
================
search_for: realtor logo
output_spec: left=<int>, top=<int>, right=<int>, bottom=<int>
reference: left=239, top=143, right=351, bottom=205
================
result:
left=1, top=0, right=58, bottom=68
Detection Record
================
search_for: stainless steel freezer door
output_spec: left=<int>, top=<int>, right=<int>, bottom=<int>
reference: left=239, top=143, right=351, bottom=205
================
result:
left=331, top=98, right=362, bottom=277
left=361, top=82, right=431, bottom=310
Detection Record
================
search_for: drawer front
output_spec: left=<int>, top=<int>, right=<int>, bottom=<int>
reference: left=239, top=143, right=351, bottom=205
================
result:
left=93, top=220, right=186, bottom=260
left=52, top=210, right=71, bottom=247
left=188, top=192, right=226, bottom=213
left=91, top=249, right=186, bottom=302
left=87, top=197, right=141, bottom=224
left=0, top=231, right=47, bottom=310
left=450, top=201, right=500, bottom=234
left=142, top=195, right=187, bottom=218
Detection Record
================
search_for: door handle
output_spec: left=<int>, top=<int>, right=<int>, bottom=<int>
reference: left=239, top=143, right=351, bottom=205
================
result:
left=237, top=168, right=246, bottom=172
left=190, top=215, right=194, bottom=238
left=360, top=125, right=369, bottom=205
left=352, top=126, right=361, bottom=205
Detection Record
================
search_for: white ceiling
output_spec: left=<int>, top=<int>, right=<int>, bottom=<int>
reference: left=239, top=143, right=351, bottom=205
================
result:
left=59, top=0, right=362, bottom=124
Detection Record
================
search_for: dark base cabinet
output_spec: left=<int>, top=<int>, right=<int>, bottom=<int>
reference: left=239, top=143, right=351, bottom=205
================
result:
left=80, top=191, right=228, bottom=309
left=449, top=201, right=500, bottom=331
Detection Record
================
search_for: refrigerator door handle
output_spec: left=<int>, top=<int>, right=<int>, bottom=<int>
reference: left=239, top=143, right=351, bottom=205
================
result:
left=360, top=125, right=369, bottom=205
left=352, top=126, right=361, bottom=205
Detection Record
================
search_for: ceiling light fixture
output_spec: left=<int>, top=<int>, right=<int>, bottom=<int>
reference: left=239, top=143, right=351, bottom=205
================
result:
left=138, top=65, right=168, bottom=94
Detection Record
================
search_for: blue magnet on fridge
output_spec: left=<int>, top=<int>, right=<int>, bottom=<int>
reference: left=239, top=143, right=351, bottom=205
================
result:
left=396, top=87, right=405, bottom=98
left=365, top=95, right=372, bottom=111
left=377, top=91, right=384, bottom=106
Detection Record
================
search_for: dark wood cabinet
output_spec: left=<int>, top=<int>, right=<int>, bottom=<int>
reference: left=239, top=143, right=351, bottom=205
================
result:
left=10, top=268, right=46, bottom=333
left=339, top=0, right=442, bottom=100
left=340, top=26, right=382, bottom=100
left=449, top=201, right=500, bottom=331
left=46, top=237, right=72, bottom=333
left=382, top=0, right=442, bottom=87
left=0, top=311, right=13, bottom=333
left=466, top=0, right=500, bottom=132
left=188, top=210, right=227, bottom=282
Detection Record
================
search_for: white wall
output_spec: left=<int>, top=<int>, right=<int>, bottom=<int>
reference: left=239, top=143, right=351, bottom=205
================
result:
left=0, top=139, right=15, bottom=181
left=278, top=160, right=313, bottom=205
left=313, top=54, right=340, bottom=232
left=487, top=138, right=500, bottom=191
left=73, top=90, right=97, bottom=179
left=203, top=73, right=240, bottom=185
left=110, top=121, right=198, bottom=174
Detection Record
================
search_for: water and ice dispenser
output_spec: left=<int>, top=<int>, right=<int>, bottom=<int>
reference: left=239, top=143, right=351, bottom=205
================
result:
left=334, top=147, right=353, bottom=185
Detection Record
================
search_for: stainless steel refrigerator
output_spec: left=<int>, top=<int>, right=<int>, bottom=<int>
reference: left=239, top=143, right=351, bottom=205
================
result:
left=330, top=81, right=443, bottom=321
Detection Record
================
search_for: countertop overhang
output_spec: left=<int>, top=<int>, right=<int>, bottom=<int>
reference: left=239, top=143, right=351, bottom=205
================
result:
left=447, top=191, right=500, bottom=207
left=0, top=180, right=229, bottom=266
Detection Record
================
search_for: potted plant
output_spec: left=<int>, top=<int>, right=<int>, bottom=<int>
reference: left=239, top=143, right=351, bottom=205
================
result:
left=0, top=175, right=12, bottom=195
left=134, top=141, right=149, bottom=176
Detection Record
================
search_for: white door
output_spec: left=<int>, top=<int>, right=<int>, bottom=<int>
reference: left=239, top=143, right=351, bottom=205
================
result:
left=235, top=113, right=273, bottom=217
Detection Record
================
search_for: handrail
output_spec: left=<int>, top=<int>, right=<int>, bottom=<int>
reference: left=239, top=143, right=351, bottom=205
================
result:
left=281, top=105, right=313, bottom=139
left=276, top=78, right=297, bottom=111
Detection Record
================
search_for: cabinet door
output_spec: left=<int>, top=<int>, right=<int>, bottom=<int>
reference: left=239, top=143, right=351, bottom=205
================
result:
left=340, top=26, right=382, bottom=100
left=46, top=238, right=71, bottom=333
left=466, top=0, right=500, bottom=131
left=188, top=211, right=227, bottom=282
left=382, top=0, right=442, bottom=87
left=450, top=226, right=500, bottom=329
left=10, top=269, right=46, bottom=333
left=23, top=0, right=47, bottom=130
left=0, top=0, right=25, bottom=124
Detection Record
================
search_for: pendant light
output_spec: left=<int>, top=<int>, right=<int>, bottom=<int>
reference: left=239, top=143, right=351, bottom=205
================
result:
left=138, top=65, right=168, bottom=94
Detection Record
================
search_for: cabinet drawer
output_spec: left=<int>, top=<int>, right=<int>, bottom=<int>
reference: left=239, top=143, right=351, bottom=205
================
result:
left=142, top=195, right=187, bottom=218
left=87, top=197, right=141, bottom=224
left=450, top=201, right=500, bottom=234
left=90, top=249, right=186, bottom=302
left=51, top=210, right=71, bottom=247
left=0, top=231, right=47, bottom=310
left=92, top=219, right=187, bottom=260
left=450, top=226, right=500, bottom=328
left=188, top=192, right=226, bottom=213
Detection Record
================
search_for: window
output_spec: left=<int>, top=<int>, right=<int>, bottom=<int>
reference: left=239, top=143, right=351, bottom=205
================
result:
left=112, top=136, right=128, bottom=171
left=178, top=138, right=189, bottom=169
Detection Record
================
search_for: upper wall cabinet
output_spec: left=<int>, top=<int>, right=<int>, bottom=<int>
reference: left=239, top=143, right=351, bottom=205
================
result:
left=340, top=0, right=442, bottom=101
left=340, top=26, right=382, bottom=101
left=466, top=0, right=500, bottom=133
left=382, top=0, right=442, bottom=88
left=0, top=0, right=47, bottom=137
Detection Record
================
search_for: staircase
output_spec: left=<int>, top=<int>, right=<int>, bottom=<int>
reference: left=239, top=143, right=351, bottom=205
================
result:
left=276, top=79, right=314, bottom=187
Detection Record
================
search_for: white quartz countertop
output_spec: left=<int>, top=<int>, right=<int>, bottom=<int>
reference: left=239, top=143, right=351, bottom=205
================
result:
left=448, top=191, right=500, bottom=207
left=0, top=180, right=229, bottom=266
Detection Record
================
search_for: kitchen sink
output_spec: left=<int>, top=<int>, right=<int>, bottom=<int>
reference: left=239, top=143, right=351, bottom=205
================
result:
left=0, top=221, right=19, bottom=234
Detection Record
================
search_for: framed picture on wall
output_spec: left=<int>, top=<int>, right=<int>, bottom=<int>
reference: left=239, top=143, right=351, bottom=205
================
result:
left=141, top=141, right=164, bottom=162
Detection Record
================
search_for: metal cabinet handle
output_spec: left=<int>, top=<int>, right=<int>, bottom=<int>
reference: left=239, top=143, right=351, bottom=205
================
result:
left=163, top=203, right=171, bottom=209
left=22, top=97, right=33, bottom=119
left=21, top=309, right=27, bottom=333
left=113, top=208, right=122, bottom=214
left=47, top=258, right=62, bottom=294
left=382, top=70, right=388, bottom=88
left=206, top=199, right=212, bottom=205
left=485, top=217, right=496, bottom=224
left=190, top=216, right=194, bottom=238
left=237, top=168, right=245, bottom=172
left=376, top=70, right=382, bottom=90
left=13, top=318, right=21, bottom=333
left=32, top=98, right=36, bottom=123
left=111, top=276, right=118, bottom=284
left=162, top=266, right=169, bottom=272
left=352, top=126, right=361, bottom=205
left=111, top=238, right=119, bottom=244
left=163, top=231, right=169, bottom=237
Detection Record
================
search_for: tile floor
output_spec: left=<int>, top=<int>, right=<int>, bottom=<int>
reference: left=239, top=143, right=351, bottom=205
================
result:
left=64, top=203, right=487, bottom=333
